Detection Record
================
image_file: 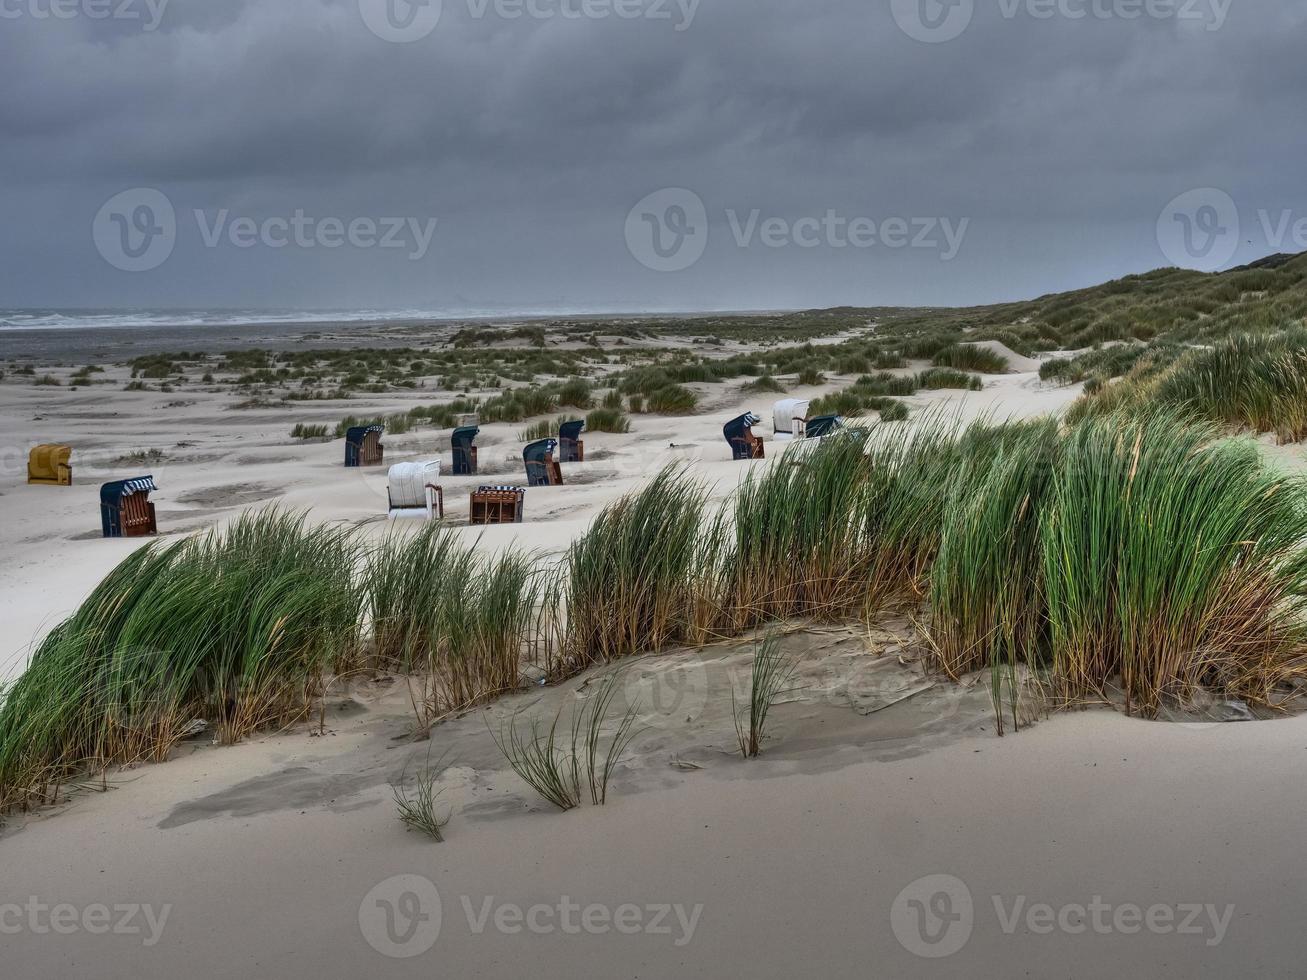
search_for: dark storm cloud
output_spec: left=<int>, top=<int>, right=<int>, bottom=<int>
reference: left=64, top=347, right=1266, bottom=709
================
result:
left=1, top=0, right=1304, bottom=313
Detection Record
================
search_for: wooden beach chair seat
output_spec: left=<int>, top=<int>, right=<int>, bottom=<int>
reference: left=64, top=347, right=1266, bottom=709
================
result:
left=387, top=460, right=444, bottom=520
left=344, top=425, right=385, bottom=468
left=523, top=438, right=563, bottom=487
left=559, top=419, right=586, bottom=463
left=724, top=412, right=766, bottom=460
left=452, top=425, right=480, bottom=476
left=469, top=486, right=526, bottom=525
left=28, top=444, right=73, bottom=486
left=100, top=476, right=159, bottom=538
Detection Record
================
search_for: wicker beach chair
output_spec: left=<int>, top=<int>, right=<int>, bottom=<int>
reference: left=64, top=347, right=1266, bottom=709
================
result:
left=772, top=399, right=811, bottom=443
left=100, top=477, right=158, bottom=538
left=724, top=412, right=765, bottom=460
left=452, top=425, right=480, bottom=476
left=524, top=439, right=563, bottom=487
left=387, top=460, right=444, bottom=520
left=344, top=425, right=385, bottom=468
left=28, top=444, right=73, bottom=486
left=470, top=485, right=526, bottom=525
left=559, top=419, right=586, bottom=463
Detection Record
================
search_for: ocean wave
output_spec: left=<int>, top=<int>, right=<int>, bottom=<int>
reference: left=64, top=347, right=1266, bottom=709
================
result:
left=0, top=307, right=618, bottom=330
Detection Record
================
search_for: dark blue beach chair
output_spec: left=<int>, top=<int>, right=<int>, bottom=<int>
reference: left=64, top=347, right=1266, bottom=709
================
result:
left=344, top=425, right=385, bottom=468
left=559, top=419, right=586, bottom=463
left=724, top=412, right=765, bottom=460
left=452, top=425, right=480, bottom=476
left=524, top=439, right=563, bottom=487
left=101, top=476, right=158, bottom=538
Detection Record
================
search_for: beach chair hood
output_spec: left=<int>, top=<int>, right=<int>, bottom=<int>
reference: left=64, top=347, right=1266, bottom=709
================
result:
left=773, top=399, right=810, bottom=436
left=452, top=425, right=480, bottom=448
left=805, top=415, right=844, bottom=439
left=559, top=420, right=586, bottom=443
left=724, top=412, right=762, bottom=442
left=523, top=438, right=558, bottom=464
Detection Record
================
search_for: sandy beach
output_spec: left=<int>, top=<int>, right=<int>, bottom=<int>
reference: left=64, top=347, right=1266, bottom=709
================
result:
left=0, top=323, right=1075, bottom=681
left=4, top=316, right=1307, bottom=979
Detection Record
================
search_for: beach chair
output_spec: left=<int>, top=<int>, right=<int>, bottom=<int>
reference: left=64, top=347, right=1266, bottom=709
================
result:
left=804, top=415, right=844, bottom=439
left=772, top=399, right=811, bottom=443
left=28, top=444, right=73, bottom=486
left=470, top=486, right=526, bottom=525
left=452, top=425, right=480, bottom=476
left=344, top=425, right=385, bottom=468
left=100, top=477, right=158, bottom=538
left=559, top=419, right=586, bottom=463
left=724, top=413, right=765, bottom=460
left=524, top=439, right=563, bottom=487
left=387, top=461, right=444, bottom=520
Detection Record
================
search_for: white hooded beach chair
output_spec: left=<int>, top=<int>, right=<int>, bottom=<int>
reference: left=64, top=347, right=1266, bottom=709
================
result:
left=772, top=399, right=811, bottom=443
left=387, top=461, right=444, bottom=520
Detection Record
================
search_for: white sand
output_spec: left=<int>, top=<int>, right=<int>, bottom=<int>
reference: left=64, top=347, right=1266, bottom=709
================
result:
left=8, top=344, right=1304, bottom=978
left=960, top=339, right=1043, bottom=373
left=1, top=357, right=1063, bottom=680
left=4, top=646, right=1304, bottom=977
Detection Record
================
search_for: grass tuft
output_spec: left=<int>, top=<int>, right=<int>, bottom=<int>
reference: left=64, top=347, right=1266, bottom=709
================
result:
left=733, top=634, right=800, bottom=758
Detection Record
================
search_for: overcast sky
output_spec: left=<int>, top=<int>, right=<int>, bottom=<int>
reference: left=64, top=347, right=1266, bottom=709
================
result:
left=1, top=0, right=1304, bottom=315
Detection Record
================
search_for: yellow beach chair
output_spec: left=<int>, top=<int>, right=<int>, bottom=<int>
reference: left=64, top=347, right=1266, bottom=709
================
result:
left=28, top=444, right=73, bottom=486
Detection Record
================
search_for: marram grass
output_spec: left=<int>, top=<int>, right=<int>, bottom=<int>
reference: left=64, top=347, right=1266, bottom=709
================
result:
left=0, top=510, right=360, bottom=810
left=6, top=408, right=1307, bottom=810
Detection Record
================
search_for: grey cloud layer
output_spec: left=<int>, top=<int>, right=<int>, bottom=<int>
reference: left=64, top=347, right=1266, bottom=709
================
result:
left=1, top=0, right=1304, bottom=312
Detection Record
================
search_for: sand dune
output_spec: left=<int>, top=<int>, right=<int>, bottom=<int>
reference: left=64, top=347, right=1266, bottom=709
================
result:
left=5, top=330, right=1305, bottom=980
